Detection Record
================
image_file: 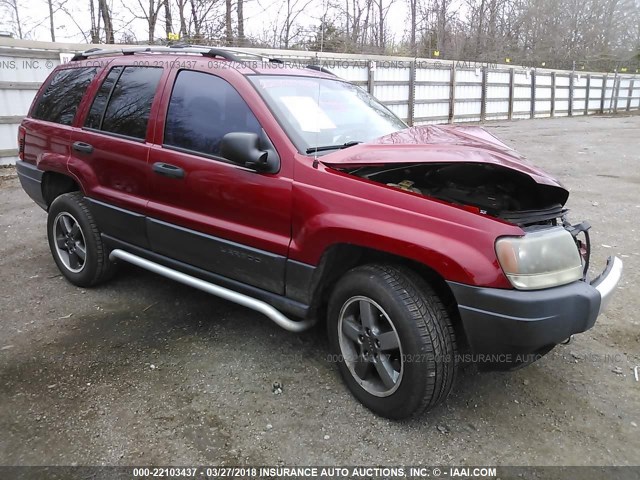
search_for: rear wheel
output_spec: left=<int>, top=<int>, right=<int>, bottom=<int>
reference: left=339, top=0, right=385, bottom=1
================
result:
left=47, top=192, right=116, bottom=287
left=328, top=264, right=457, bottom=419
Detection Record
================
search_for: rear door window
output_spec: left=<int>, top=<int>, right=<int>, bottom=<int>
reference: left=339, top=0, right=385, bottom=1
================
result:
left=32, top=67, right=97, bottom=125
left=164, top=70, right=262, bottom=157
left=86, top=66, right=163, bottom=140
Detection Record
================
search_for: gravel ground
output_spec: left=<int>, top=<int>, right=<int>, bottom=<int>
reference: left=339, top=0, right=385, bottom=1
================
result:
left=0, top=114, right=638, bottom=467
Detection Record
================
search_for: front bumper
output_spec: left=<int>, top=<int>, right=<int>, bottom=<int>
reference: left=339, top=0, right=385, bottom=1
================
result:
left=447, top=256, right=622, bottom=361
left=590, top=256, right=623, bottom=315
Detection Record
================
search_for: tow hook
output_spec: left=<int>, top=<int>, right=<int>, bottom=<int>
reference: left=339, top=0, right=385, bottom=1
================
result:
left=561, top=336, right=573, bottom=345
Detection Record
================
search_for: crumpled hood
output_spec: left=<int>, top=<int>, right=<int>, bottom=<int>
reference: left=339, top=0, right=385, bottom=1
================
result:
left=320, top=125, right=564, bottom=188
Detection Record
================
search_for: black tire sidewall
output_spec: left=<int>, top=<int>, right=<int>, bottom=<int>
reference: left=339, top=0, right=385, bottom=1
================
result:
left=328, top=267, right=442, bottom=419
left=47, top=194, right=101, bottom=287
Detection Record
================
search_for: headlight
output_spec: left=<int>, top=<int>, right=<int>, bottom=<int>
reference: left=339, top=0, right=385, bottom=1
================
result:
left=495, top=227, right=583, bottom=290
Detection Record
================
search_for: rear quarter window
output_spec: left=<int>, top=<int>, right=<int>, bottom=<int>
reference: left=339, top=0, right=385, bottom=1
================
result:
left=32, top=67, right=97, bottom=125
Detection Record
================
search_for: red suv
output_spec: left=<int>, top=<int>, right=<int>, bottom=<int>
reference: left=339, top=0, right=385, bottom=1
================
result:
left=16, top=46, right=622, bottom=419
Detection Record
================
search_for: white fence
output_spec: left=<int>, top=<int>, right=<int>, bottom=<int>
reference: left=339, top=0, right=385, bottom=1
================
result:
left=327, top=60, right=639, bottom=124
left=1, top=38, right=639, bottom=165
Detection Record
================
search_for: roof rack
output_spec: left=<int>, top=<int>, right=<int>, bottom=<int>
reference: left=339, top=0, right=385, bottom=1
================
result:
left=305, top=64, right=336, bottom=76
left=70, top=45, right=252, bottom=62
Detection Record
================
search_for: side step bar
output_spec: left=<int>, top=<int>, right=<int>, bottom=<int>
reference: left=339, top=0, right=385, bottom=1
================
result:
left=109, top=249, right=316, bottom=333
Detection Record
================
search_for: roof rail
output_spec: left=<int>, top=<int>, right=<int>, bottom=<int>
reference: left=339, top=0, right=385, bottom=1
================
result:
left=70, top=45, right=250, bottom=62
left=305, top=64, right=336, bottom=76
left=178, top=44, right=284, bottom=64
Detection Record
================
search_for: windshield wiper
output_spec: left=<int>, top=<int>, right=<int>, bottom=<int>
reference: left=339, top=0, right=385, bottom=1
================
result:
left=306, top=140, right=362, bottom=154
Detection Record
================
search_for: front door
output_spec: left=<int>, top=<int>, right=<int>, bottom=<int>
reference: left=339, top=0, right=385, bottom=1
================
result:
left=145, top=68, right=292, bottom=294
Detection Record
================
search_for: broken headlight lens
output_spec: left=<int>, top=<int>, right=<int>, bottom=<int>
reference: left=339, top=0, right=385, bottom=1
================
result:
left=495, top=227, right=583, bottom=290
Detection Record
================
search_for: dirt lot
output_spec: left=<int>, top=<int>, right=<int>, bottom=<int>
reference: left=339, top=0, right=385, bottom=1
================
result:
left=0, top=115, right=638, bottom=468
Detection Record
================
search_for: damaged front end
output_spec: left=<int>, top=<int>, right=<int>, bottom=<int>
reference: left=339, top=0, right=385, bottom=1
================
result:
left=321, top=125, right=595, bottom=284
left=317, top=125, right=622, bottom=362
left=342, top=161, right=594, bottom=287
left=345, top=161, right=568, bottom=227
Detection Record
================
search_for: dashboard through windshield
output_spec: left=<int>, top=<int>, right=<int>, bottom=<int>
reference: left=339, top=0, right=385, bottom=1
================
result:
left=249, top=75, right=407, bottom=155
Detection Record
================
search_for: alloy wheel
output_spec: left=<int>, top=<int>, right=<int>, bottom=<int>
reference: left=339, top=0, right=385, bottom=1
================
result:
left=338, top=296, right=404, bottom=397
left=53, top=212, right=87, bottom=273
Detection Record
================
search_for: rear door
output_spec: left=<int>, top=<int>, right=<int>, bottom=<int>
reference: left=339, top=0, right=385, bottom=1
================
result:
left=69, top=64, right=167, bottom=248
left=145, top=67, right=293, bottom=294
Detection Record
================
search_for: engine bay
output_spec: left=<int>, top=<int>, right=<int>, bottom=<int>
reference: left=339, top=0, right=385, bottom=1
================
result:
left=342, top=162, right=570, bottom=227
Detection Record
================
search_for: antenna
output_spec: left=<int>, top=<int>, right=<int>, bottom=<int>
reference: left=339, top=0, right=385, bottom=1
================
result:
left=315, top=77, right=321, bottom=162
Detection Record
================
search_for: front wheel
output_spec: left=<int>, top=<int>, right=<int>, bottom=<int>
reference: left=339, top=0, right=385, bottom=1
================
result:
left=328, top=264, right=457, bottom=419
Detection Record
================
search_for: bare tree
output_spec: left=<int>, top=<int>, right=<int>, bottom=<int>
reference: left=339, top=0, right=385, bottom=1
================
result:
left=164, top=0, right=173, bottom=35
left=190, top=0, right=203, bottom=38
left=434, top=0, right=453, bottom=53
left=408, top=0, right=418, bottom=55
left=187, top=0, right=221, bottom=41
left=175, top=0, right=188, bottom=37
left=47, top=0, right=55, bottom=41
left=237, top=0, right=244, bottom=44
left=123, top=0, right=164, bottom=42
left=0, top=0, right=24, bottom=39
left=225, top=0, right=233, bottom=44
left=99, top=0, right=114, bottom=43
left=88, top=0, right=100, bottom=42
left=278, top=0, right=314, bottom=48
left=53, top=0, right=93, bottom=42
left=24, top=0, right=633, bottom=71
left=333, top=0, right=374, bottom=50
left=374, top=0, right=384, bottom=48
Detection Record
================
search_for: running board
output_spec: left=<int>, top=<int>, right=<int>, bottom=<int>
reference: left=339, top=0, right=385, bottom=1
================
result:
left=109, top=249, right=316, bottom=332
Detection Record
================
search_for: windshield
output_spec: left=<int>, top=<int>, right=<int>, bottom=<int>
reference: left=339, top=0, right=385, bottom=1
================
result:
left=249, top=75, right=406, bottom=154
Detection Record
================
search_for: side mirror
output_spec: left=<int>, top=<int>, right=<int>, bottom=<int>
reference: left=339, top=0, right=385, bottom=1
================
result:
left=220, top=132, right=275, bottom=172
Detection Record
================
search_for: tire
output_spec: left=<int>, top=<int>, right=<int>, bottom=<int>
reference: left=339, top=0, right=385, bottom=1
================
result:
left=47, top=192, right=117, bottom=287
left=327, top=264, right=457, bottom=419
